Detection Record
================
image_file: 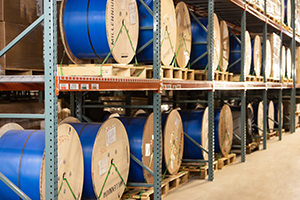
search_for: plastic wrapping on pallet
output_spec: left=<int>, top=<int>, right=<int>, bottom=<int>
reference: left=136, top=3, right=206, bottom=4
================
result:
left=267, top=0, right=275, bottom=18
left=248, top=0, right=256, bottom=5
left=269, top=33, right=281, bottom=79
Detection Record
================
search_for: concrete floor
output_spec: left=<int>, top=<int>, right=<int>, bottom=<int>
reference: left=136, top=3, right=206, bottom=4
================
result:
left=164, top=129, right=300, bottom=200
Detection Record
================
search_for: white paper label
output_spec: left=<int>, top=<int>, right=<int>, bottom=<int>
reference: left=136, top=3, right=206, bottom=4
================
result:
left=91, top=84, right=99, bottom=90
left=145, top=143, right=151, bottom=157
left=121, top=0, right=126, bottom=10
left=106, top=126, right=116, bottom=146
left=170, top=15, right=174, bottom=28
left=175, top=117, right=179, bottom=128
left=70, top=84, right=79, bottom=90
left=129, top=3, right=136, bottom=25
left=60, top=84, right=69, bottom=90
left=81, top=84, right=89, bottom=90
left=98, top=157, right=108, bottom=176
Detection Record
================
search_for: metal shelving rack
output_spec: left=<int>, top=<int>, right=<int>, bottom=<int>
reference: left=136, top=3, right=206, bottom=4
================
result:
left=0, top=0, right=298, bottom=199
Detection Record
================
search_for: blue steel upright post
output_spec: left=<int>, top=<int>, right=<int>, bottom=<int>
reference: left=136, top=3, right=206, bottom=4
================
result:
left=240, top=3, right=247, bottom=162
left=153, top=0, right=162, bottom=198
left=262, top=0, right=267, bottom=149
left=44, top=0, right=58, bottom=199
left=208, top=0, right=215, bottom=181
left=291, top=0, right=296, bottom=133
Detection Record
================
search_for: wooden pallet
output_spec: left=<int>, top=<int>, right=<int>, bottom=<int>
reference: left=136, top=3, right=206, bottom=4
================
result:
left=232, top=75, right=264, bottom=82
left=216, top=153, right=236, bottom=170
left=267, top=77, right=280, bottom=83
left=267, top=130, right=278, bottom=139
left=144, top=66, right=194, bottom=80
left=1, top=68, right=44, bottom=75
left=275, top=129, right=286, bottom=137
left=194, top=70, right=233, bottom=81
left=57, top=64, right=149, bottom=78
left=283, top=78, right=293, bottom=83
left=246, top=142, right=260, bottom=154
left=255, top=6, right=265, bottom=14
left=180, top=161, right=218, bottom=179
left=121, top=171, right=189, bottom=200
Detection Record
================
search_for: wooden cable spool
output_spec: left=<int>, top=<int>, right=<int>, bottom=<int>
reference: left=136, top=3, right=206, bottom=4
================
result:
left=270, top=33, right=281, bottom=79
left=161, top=110, right=184, bottom=175
left=229, top=31, right=251, bottom=75
left=214, top=105, right=233, bottom=156
left=190, top=13, right=221, bottom=70
left=274, top=103, right=283, bottom=129
left=286, top=48, right=292, bottom=79
left=220, top=21, right=230, bottom=72
left=281, top=46, right=286, bottom=80
left=60, top=0, right=139, bottom=64
left=118, top=113, right=155, bottom=183
left=253, top=101, right=264, bottom=136
left=175, top=2, right=192, bottom=68
left=59, top=116, right=80, bottom=125
left=231, top=104, right=255, bottom=145
left=179, top=108, right=209, bottom=160
left=137, top=0, right=177, bottom=65
left=251, top=35, right=262, bottom=76
left=262, top=39, right=272, bottom=78
left=66, top=119, right=129, bottom=200
left=267, top=101, right=275, bottom=131
left=0, top=123, right=84, bottom=200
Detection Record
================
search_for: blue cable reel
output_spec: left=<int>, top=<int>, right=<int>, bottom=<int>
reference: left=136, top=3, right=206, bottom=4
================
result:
left=136, top=0, right=177, bottom=66
left=64, top=118, right=130, bottom=200
left=60, top=0, right=139, bottom=64
left=0, top=123, right=84, bottom=200
left=274, top=102, right=283, bottom=129
left=118, top=113, right=155, bottom=183
left=230, top=104, right=255, bottom=145
left=179, top=108, right=209, bottom=160
left=252, top=101, right=264, bottom=136
left=190, top=13, right=221, bottom=70
left=228, top=31, right=252, bottom=75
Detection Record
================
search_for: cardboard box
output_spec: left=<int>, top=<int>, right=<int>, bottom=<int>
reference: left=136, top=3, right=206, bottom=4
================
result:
left=0, top=0, right=38, bottom=25
left=0, top=21, right=43, bottom=72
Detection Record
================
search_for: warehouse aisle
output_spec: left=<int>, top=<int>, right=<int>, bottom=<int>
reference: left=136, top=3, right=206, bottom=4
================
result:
left=164, top=129, right=300, bottom=200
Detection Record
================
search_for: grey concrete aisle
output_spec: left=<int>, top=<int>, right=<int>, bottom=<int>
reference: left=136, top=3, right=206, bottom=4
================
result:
left=164, top=129, right=300, bottom=200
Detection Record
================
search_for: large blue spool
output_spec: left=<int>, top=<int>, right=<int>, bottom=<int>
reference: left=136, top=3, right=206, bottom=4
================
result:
left=118, top=114, right=154, bottom=183
left=190, top=14, right=220, bottom=70
left=228, top=31, right=252, bottom=75
left=214, top=105, right=233, bottom=156
left=230, top=104, right=255, bottom=145
left=179, top=108, right=209, bottom=160
left=67, top=119, right=130, bottom=200
left=0, top=124, right=84, bottom=200
left=62, top=0, right=139, bottom=64
left=252, top=101, right=264, bottom=135
left=274, top=103, right=283, bottom=129
left=136, top=0, right=177, bottom=65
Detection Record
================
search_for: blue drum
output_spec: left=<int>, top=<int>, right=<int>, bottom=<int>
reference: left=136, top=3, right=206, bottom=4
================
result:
left=118, top=114, right=154, bottom=183
left=137, top=0, right=177, bottom=65
left=67, top=119, right=129, bottom=200
left=179, top=109, right=209, bottom=160
left=229, top=31, right=252, bottom=75
left=274, top=103, right=283, bottom=129
left=62, top=0, right=139, bottom=64
left=0, top=124, right=84, bottom=200
left=190, top=14, right=220, bottom=70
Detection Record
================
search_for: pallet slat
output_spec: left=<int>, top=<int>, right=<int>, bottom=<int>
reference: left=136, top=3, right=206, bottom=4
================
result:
left=121, top=171, right=189, bottom=200
left=194, top=70, right=233, bottom=81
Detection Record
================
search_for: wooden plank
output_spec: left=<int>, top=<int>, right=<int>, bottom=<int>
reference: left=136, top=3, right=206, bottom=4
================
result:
left=57, top=64, right=149, bottom=78
left=246, top=142, right=260, bottom=154
left=194, top=70, right=233, bottom=81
